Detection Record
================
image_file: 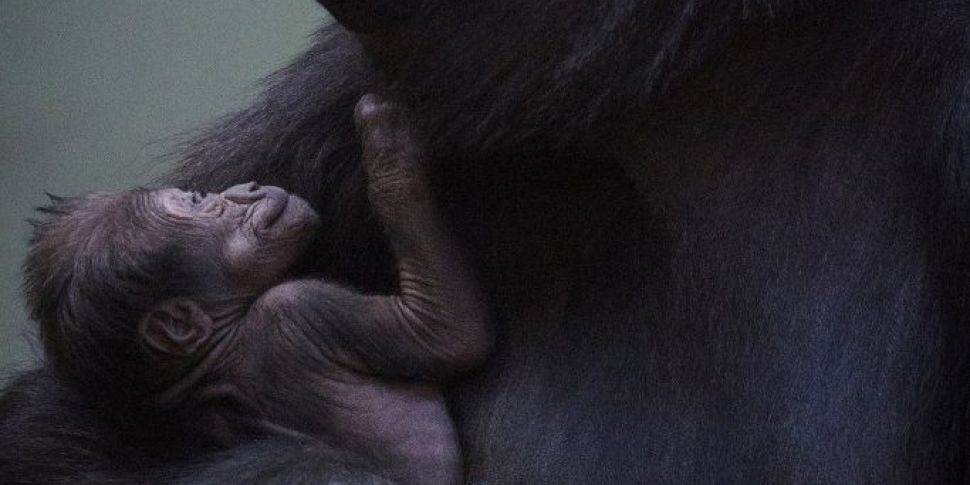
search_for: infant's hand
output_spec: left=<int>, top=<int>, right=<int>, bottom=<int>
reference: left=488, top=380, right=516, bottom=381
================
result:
left=355, top=94, right=428, bottom=184
left=354, top=94, right=432, bottom=222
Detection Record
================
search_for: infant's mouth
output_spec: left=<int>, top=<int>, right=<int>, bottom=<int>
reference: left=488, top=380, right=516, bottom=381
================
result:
left=250, top=192, right=290, bottom=230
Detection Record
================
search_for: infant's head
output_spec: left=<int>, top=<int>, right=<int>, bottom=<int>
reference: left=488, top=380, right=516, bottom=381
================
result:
left=24, top=183, right=319, bottom=408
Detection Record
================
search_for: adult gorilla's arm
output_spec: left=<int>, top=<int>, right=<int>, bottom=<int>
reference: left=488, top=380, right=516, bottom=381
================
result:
left=0, top=370, right=394, bottom=485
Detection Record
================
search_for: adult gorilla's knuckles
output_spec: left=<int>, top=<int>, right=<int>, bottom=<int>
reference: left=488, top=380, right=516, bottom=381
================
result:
left=5, top=0, right=970, bottom=483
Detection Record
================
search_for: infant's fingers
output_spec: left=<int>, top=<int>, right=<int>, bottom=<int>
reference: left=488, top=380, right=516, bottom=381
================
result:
left=354, top=93, right=386, bottom=129
left=354, top=94, right=429, bottom=185
left=354, top=93, right=413, bottom=136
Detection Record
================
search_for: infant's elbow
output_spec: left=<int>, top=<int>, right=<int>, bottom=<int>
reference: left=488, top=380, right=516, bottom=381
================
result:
left=446, top=312, right=494, bottom=373
left=401, top=297, right=494, bottom=379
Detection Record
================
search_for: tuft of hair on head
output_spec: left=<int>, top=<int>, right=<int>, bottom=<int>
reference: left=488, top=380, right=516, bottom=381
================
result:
left=22, top=188, right=223, bottom=409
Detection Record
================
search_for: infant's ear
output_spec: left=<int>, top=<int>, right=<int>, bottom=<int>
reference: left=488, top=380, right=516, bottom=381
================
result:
left=139, top=300, right=213, bottom=357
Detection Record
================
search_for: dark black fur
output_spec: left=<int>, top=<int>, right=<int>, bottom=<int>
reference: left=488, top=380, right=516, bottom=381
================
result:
left=3, top=1, right=970, bottom=483
left=314, top=0, right=421, bottom=33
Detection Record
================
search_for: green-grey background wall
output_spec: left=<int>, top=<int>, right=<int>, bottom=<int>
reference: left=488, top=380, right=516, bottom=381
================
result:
left=0, top=1, right=329, bottom=372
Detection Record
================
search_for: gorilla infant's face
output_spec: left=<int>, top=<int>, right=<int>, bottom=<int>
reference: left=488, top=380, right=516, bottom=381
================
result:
left=153, top=182, right=320, bottom=291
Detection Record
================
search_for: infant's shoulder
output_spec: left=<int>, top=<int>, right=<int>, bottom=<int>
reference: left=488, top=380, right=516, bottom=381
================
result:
left=246, top=279, right=350, bottom=363
left=257, top=279, right=322, bottom=308
left=253, top=278, right=360, bottom=321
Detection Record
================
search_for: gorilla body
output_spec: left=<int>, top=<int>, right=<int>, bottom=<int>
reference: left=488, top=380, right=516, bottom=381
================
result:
left=2, top=1, right=969, bottom=483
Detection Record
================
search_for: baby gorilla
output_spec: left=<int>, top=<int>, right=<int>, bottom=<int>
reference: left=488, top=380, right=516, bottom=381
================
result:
left=23, top=95, right=491, bottom=485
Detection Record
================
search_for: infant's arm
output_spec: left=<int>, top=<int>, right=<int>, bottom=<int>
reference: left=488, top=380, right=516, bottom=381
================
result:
left=352, top=94, right=493, bottom=378
left=261, top=95, right=491, bottom=382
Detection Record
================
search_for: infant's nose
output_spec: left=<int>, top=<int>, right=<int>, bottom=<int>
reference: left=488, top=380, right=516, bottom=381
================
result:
left=222, top=182, right=266, bottom=203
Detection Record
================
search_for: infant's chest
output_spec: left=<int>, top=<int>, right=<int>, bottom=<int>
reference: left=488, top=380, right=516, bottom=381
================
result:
left=316, top=378, right=455, bottom=450
left=293, top=377, right=461, bottom=479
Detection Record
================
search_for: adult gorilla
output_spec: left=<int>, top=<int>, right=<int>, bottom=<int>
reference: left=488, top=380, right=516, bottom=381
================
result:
left=3, top=0, right=970, bottom=483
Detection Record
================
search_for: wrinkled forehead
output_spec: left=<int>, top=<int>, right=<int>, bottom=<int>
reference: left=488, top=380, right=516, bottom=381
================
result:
left=73, top=188, right=158, bottom=227
left=148, top=188, right=201, bottom=219
left=124, top=188, right=219, bottom=253
left=153, top=188, right=191, bottom=207
left=105, top=188, right=202, bottom=236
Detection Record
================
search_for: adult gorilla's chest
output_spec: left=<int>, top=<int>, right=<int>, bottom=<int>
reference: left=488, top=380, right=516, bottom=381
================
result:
left=428, top=40, right=946, bottom=481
